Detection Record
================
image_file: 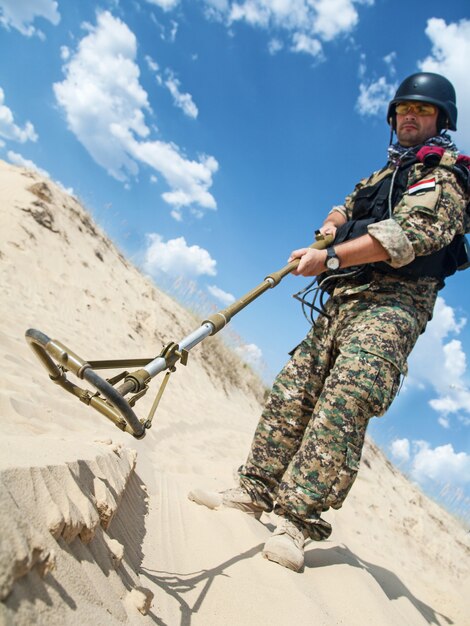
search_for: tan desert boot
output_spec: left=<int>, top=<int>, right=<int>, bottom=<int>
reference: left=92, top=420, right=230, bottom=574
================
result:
left=262, top=517, right=309, bottom=572
left=188, top=486, right=265, bottom=520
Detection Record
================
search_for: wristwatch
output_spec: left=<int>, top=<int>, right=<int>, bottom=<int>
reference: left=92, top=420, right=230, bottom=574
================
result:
left=325, top=246, right=341, bottom=271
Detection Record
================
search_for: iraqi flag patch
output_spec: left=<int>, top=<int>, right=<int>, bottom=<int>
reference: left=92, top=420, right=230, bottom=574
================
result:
left=407, top=177, right=436, bottom=195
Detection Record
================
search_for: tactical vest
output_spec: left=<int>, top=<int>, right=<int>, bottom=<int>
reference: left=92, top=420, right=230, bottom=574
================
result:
left=334, top=151, right=470, bottom=287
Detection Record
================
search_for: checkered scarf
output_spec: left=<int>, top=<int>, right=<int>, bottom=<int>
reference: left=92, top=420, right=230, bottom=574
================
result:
left=387, top=132, right=458, bottom=165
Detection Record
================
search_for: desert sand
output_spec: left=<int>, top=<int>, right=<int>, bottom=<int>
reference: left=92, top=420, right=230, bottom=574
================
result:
left=0, top=159, right=468, bottom=625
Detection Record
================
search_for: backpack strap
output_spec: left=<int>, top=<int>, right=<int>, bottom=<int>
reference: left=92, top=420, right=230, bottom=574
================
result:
left=440, top=149, right=459, bottom=168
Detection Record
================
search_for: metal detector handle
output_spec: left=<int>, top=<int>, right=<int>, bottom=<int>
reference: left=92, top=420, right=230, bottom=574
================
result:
left=25, top=329, right=145, bottom=438
left=203, top=233, right=334, bottom=334
left=265, top=233, right=334, bottom=285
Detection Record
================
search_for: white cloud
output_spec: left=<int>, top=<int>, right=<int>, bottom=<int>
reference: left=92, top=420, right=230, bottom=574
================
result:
left=411, top=441, right=470, bottom=486
left=291, top=33, right=323, bottom=58
left=169, top=20, right=178, bottom=41
left=268, top=38, right=283, bottom=55
left=202, top=0, right=230, bottom=21
left=207, top=284, right=235, bottom=305
left=0, top=0, right=59, bottom=36
left=129, top=137, right=218, bottom=209
left=235, top=342, right=263, bottom=366
left=144, top=0, right=372, bottom=56
left=228, top=0, right=360, bottom=39
left=143, top=234, right=217, bottom=277
left=165, top=71, right=199, bottom=119
left=60, top=45, right=70, bottom=61
left=145, top=55, right=160, bottom=73
left=383, top=51, right=396, bottom=75
left=390, top=437, right=470, bottom=491
left=438, top=416, right=450, bottom=429
left=142, top=0, right=373, bottom=58
left=53, top=11, right=217, bottom=211
left=443, top=339, right=466, bottom=379
left=6, top=151, right=49, bottom=178
left=406, top=297, right=465, bottom=383
left=0, top=88, right=37, bottom=143
left=201, top=0, right=372, bottom=58
left=358, top=52, right=366, bottom=79
left=390, top=438, right=410, bottom=463
left=406, top=297, right=470, bottom=419
left=53, top=11, right=150, bottom=180
left=356, top=51, right=397, bottom=118
left=312, top=0, right=358, bottom=42
left=170, top=209, right=183, bottom=221
left=356, top=76, right=397, bottom=117
left=429, top=387, right=470, bottom=417
left=419, top=18, right=470, bottom=151
left=229, top=2, right=270, bottom=28
left=145, top=0, right=180, bottom=11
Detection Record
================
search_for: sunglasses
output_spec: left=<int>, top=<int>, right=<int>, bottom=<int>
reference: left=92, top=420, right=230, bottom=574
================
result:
left=395, top=102, right=437, bottom=116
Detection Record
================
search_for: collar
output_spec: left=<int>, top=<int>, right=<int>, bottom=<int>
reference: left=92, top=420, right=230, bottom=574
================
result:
left=387, top=132, right=458, bottom=166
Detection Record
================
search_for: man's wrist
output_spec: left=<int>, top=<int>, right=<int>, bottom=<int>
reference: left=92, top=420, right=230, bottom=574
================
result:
left=325, top=246, right=341, bottom=270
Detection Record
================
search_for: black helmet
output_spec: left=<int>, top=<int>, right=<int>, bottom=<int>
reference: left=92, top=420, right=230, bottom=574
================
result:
left=387, top=72, right=457, bottom=131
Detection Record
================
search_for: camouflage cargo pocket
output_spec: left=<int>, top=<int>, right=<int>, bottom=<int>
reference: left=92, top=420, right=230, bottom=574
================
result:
left=356, top=349, right=402, bottom=417
left=345, top=440, right=362, bottom=471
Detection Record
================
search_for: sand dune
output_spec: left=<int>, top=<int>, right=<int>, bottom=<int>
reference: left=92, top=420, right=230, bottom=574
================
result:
left=0, top=160, right=468, bottom=625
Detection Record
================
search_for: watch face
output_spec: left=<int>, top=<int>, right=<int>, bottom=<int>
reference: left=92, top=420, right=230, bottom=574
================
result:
left=326, top=257, right=340, bottom=271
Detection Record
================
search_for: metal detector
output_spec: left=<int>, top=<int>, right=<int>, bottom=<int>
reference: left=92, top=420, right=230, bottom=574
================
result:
left=26, top=233, right=333, bottom=439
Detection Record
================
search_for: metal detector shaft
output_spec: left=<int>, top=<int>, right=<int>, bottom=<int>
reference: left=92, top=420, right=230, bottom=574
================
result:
left=143, top=233, right=333, bottom=380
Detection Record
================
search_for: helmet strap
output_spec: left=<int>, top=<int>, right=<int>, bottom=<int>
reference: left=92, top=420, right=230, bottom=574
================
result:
left=388, top=119, right=395, bottom=146
left=437, top=111, right=449, bottom=134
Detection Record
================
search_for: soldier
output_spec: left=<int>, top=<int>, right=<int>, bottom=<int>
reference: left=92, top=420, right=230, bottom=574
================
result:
left=189, top=72, right=470, bottom=571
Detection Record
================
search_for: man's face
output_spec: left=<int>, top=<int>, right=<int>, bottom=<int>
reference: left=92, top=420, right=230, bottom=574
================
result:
left=395, top=101, right=439, bottom=147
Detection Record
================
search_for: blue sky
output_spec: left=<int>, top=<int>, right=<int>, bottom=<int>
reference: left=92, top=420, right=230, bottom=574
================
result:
left=1, top=0, right=469, bottom=519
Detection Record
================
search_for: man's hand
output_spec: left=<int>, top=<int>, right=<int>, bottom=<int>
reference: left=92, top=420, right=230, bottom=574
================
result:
left=288, top=247, right=328, bottom=276
left=288, top=233, right=390, bottom=278
left=318, top=221, right=337, bottom=240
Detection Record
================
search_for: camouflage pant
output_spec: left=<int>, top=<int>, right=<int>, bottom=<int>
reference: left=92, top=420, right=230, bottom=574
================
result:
left=239, top=290, right=429, bottom=539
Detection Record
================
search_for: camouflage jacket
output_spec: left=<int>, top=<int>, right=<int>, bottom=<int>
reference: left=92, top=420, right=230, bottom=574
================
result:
left=329, top=149, right=470, bottom=321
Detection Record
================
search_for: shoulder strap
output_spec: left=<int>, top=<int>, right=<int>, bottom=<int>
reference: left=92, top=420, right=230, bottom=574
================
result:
left=440, top=149, right=459, bottom=168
